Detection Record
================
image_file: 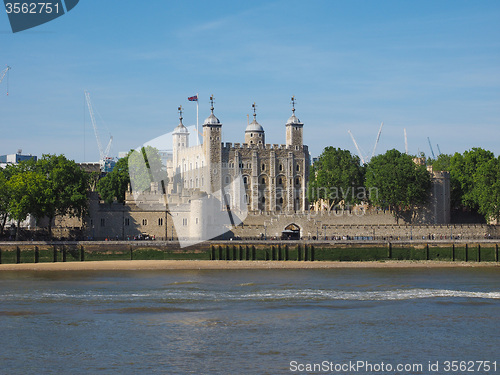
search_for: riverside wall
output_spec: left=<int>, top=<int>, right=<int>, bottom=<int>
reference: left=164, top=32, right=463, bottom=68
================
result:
left=0, top=240, right=499, bottom=263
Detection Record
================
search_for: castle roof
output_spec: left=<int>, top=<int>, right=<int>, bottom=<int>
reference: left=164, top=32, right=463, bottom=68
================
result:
left=203, top=112, right=221, bottom=126
left=245, top=118, right=264, bottom=133
left=286, top=113, right=303, bottom=126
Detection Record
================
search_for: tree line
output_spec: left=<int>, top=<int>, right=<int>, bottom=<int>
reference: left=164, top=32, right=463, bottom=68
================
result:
left=308, top=147, right=500, bottom=224
left=0, top=155, right=90, bottom=240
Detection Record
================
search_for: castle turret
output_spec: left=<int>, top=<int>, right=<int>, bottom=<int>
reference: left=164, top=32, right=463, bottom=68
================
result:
left=245, top=102, right=265, bottom=145
left=285, top=96, right=303, bottom=148
left=202, top=95, right=222, bottom=193
left=172, top=105, right=189, bottom=169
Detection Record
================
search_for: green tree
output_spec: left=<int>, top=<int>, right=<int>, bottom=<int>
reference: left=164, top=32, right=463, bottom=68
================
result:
left=0, top=169, right=10, bottom=236
left=365, top=149, right=431, bottom=223
left=35, top=155, right=89, bottom=238
left=97, top=147, right=164, bottom=204
left=97, top=153, right=131, bottom=204
left=449, top=148, right=494, bottom=210
left=308, top=147, right=365, bottom=209
left=474, top=157, right=500, bottom=223
left=7, top=170, right=49, bottom=240
left=128, top=146, right=164, bottom=192
left=429, top=153, right=452, bottom=172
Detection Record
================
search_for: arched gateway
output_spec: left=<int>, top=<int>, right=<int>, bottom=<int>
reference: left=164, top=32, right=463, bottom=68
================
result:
left=281, top=223, right=301, bottom=240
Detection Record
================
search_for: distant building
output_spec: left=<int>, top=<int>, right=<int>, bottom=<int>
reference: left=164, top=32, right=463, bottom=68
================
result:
left=0, top=151, right=37, bottom=168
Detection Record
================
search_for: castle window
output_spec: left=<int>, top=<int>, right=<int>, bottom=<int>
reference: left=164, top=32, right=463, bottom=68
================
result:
left=247, top=163, right=251, bottom=169
left=261, top=177, right=266, bottom=184
left=158, top=218, right=163, bottom=226
left=196, top=178, right=199, bottom=187
left=195, top=218, right=199, bottom=224
left=279, top=164, right=283, bottom=171
left=251, top=133, right=253, bottom=137
left=183, top=218, right=188, bottom=226
left=259, top=134, right=262, bottom=137
left=244, top=194, right=249, bottom=204
left=142, top=219, right=148, bottom=226
left=190, top=179, right=193, bottom=188
left=100, top=218, right=105, bottom=227
left=296, top=164, right=300, bottom=172
left=124, top=218, right=130, bottom=226
left=243, top=176, right=248, bottom=184
left=261, top=163, right=265, bottom=171
left=225, top=176, right=230, bottom=184
left=278, top=177, right=282, bottom=185
left=295, top=178, right=300, bottom=185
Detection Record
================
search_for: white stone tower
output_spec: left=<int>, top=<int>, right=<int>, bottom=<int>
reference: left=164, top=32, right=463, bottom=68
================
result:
left=202, top=95, right=222, bottom=194
left=172, top=105, right=189, bottom=168
left=285, top=96, right=303, bottom=148
left=245, top=102, right=265, bottom=145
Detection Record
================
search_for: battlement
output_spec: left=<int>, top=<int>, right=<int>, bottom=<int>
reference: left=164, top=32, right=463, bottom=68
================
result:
left=222, top=142, right=301, bottom=151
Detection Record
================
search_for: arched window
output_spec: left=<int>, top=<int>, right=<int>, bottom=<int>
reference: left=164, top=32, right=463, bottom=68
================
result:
left=295, top=178, right=300, bottom=185
left=261, top=163, right=266, bottom=171
left=296, top=164, right=300, bottom=172
left=278, top=177, right=282, bottom=185
left=225, top=176, right=230, bottom=184
left=261, top=177, right=266, bottom=185
left=243, top=176, right=248, bottom=184
left=279, top=164, right=283, bottom=171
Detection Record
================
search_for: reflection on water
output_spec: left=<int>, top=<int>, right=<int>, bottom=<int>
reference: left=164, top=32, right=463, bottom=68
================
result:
left=0, top=268, right=498, bottom=374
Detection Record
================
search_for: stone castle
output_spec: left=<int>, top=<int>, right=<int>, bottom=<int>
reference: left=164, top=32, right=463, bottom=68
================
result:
left=55, top=96, right=454, bottom=242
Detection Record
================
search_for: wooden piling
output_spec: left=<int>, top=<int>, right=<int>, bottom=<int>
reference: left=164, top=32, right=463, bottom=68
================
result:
left=62, top=245, right=67, bottom=262
left=16, top=246, right=21, bottom=264
left=80, top=245, right=85, bottom=262
left=34, top=246, right=39, bottom=263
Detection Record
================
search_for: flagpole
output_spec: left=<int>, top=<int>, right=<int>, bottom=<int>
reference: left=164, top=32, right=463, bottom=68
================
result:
left=196, top=92, right=199, bottom=145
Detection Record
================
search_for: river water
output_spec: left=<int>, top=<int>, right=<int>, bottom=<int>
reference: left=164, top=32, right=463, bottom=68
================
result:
left=0, top=268, right=498, bottom=374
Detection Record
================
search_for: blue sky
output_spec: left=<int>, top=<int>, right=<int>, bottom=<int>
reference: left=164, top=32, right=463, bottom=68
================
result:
left=1, top=0, right=499, bottom=163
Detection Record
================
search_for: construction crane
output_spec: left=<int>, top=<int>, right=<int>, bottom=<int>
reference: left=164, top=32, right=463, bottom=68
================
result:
left=371, top=122, right=384, bottom=158
left=348, top=130, right=366, bottom=165
left=0, top=66, right=11, bottom=95
left=404, top=128, right=408, bottom=154
left=436, top=144, right=442, bottom=156
left=348, top=122, right=384, bottom=164
left=84, top=90, right=114, bottom=172
left=427, top=137, right=435, bottom=159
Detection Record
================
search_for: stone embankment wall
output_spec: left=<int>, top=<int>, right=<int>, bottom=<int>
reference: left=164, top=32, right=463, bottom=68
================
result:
left=0, top=240, right=498, bottom=263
